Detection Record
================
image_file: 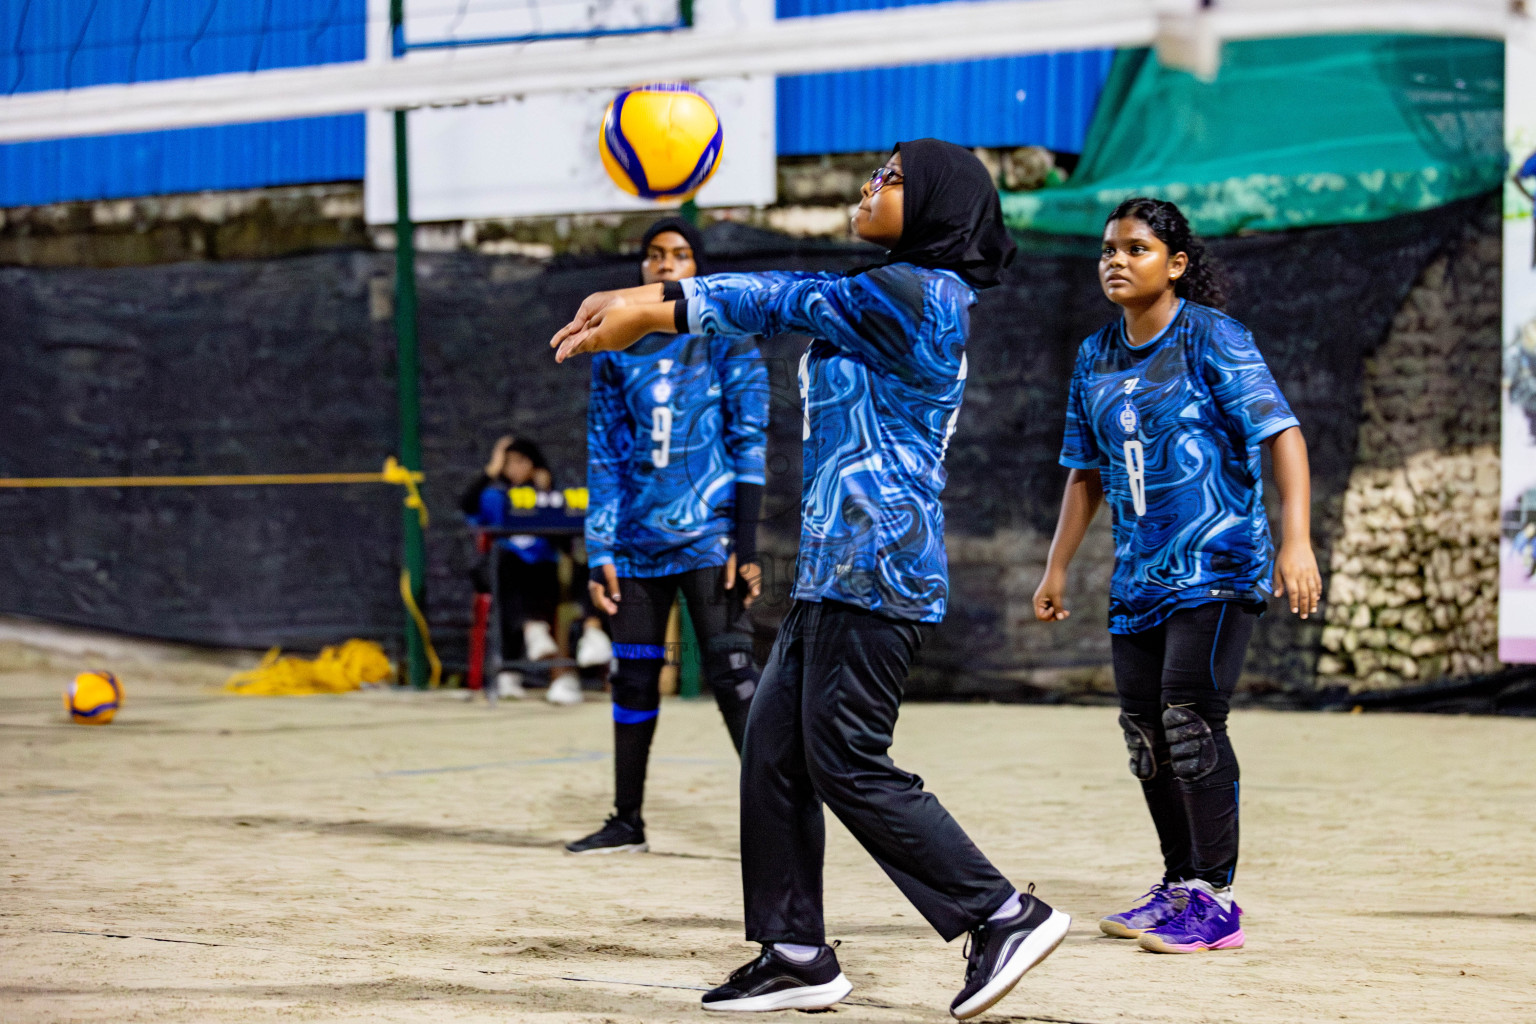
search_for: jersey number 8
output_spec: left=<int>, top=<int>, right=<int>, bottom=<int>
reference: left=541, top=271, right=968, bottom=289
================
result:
left=1123, top=439, right=1146, bottom=517
left=651, top=406, right=673, bottom=468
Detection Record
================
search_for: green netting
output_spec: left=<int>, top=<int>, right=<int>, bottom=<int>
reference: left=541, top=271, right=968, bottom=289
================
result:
left=1004, top=35, right=1505, bottom=239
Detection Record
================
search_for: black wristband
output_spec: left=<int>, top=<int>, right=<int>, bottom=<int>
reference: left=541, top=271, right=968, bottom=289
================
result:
left=590, top=565, right=611, bottom=588
left=733, top=482, right=764, bottom=566
left=672, top=298, right=689, bottom=333
left=661, top=280, right=685, bottom=302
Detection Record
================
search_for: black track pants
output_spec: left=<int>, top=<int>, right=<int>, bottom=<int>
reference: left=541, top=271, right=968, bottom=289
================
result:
left=740, top=599, right=1013, bottom=945
left=607, top=565, right=759, bottom=815
left=1110, top=600, right=1257, bottom=888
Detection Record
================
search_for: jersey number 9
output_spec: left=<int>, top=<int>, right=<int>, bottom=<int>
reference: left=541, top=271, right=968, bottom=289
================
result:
left=651, top=406, right=673, bottom=468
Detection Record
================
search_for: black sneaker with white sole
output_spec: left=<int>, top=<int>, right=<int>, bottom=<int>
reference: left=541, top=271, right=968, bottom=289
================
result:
left=564, top=813, right=647, bottom=855
left=950, top=887, right=1072, bottom=1020
left=701, top=944, right=852, bottom=1012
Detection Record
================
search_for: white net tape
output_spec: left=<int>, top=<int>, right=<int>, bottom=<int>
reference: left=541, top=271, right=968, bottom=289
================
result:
left=0, top=0, right=1522, bottom=143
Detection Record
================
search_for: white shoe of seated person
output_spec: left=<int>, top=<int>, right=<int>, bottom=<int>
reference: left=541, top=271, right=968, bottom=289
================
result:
left=523, top=620, right=560, bottom=662
left=495, top=670, right=526, bottom=699
left=546, top=671, right=583, bottom=706
left=576, top=622, right=614, bottom=668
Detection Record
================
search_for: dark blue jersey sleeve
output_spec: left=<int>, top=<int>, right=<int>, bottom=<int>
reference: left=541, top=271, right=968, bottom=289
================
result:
left=1059, top=347, right=1105, bottom=470
left=584, top=353, right=632, bottom=568
left=682, top=267, right=948, bottom=385
left=1202, top=325, right=1300, bottom=446
left=714, top=334, right=769, bottom=484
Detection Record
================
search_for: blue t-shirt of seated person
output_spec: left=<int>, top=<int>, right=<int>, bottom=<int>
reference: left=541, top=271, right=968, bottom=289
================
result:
left=1060, top=300, right=1300, bottom=634
left=473, top=486, right=557, bottom=564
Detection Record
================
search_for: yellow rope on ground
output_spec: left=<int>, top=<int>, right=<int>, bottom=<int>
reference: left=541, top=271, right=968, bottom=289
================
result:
left=399, top=569, right=443, bottom=689
left=224, top=639, right=395, bottom=696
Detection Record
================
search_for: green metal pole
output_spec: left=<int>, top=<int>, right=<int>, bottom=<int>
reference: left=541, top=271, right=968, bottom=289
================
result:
left=393, top=107, right=429, bottom=690
left=677, top=597, right=702, bottom=699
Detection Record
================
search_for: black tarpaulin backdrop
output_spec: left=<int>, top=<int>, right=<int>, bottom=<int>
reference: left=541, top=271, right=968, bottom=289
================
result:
left=0, top=200, right=1483, bottom=692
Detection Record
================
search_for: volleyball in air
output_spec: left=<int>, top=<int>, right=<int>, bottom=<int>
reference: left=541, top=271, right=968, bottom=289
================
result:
left=599, top=83, right=723, bottom=201
left=64, top=670, right=123, bottom=725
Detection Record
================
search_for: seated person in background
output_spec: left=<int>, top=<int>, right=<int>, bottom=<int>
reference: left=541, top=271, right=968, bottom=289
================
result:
left=461, top=435, right=595, bottom=705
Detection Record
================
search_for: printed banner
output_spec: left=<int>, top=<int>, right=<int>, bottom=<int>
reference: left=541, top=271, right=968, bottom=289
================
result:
left=1501, top=23, right=1536, bottom=664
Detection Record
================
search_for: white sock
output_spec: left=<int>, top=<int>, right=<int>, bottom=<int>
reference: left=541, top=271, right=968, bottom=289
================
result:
left=988, top=890, right=1022, bottom=921
left=774, top=943, right=821, bottom=963
left=1184, top=878, right=1234, bottom=911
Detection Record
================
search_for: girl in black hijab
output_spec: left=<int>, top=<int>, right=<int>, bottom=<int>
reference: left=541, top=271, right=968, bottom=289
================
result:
left=637, top=214, right=706, bottom=281
left=548, top=140, right=1065, bottom=1020
left=872, top=137, right=1016, bottom=289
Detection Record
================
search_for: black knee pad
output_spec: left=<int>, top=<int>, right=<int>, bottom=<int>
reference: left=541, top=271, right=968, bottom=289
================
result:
left=1118, top=711, right=1158, bottom=780
left=704, top=631, right=758, bottom=705
left=610, top=657, right=663, bottom=714
left=1163, top=705, right=1219, bottom=781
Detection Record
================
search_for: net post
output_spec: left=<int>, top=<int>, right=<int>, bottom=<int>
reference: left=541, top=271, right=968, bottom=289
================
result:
left=392, top=102, right=429, bottom=690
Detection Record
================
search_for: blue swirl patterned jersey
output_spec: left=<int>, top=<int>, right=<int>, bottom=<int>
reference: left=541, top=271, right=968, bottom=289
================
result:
left=682, top=264, right=973, bottom=622
left=586, top=331, right=768, bottom=578
left=1060, top=300, right=1300, bottom=634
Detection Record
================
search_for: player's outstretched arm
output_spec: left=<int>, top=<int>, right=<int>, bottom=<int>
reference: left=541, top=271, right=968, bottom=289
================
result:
left=550, top=283, right=666, bottom=355
left=1267, top=425, right=1321, bottom=618
left=1034, top=468, right=1104, bottom=622
left=553, top=301, right=679, bottom=362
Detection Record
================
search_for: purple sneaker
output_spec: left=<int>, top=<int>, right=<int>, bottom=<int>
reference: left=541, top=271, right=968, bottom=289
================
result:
left=1098, top=883, right=1188, bottom=939
left=1137, top=887, right=1244, bottom=953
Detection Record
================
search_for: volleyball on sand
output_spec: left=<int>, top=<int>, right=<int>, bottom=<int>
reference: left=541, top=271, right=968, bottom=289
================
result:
left=64, top=670, right=123, bottom=725
left=599, top=83, right=723, bottom=201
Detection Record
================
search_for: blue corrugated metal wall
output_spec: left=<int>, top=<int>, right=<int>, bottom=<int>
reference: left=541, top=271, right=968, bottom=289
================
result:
left=0, top=0, right=365, bottom=207
left=777, top=0, right=1113, bottom=155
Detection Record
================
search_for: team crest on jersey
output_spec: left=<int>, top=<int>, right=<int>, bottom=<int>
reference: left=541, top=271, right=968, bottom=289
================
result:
left=1118, top=401, right=1138, bottom=434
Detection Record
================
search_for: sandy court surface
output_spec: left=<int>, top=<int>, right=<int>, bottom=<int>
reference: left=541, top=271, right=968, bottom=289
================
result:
left=1, top=639, right=1534, bottom=1024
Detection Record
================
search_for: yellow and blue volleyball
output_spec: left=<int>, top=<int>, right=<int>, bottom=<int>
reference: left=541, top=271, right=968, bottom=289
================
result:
left=599, top=83, right=723, bottom=201
left=64, top=671, right=122, bottom=725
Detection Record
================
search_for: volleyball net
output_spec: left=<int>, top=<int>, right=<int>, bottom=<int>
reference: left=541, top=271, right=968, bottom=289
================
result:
left=0, top=1, right=1520, bottom=143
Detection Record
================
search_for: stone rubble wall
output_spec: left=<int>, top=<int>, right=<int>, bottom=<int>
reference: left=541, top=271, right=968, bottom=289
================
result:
left=1319, top=447, right=1501, bottom=688
left=1316, top=212, right=1504, bottom=692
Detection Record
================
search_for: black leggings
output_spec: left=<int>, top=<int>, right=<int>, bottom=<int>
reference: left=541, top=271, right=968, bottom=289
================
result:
left=607, top=565, right=759, bottom=816
left=1110, top=600, right=1258, bottom=888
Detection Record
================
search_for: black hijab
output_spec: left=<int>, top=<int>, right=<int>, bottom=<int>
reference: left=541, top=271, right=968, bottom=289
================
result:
left=639, top=216, right=706, bottom=279
left=881, top=139, right=1016, bottom=290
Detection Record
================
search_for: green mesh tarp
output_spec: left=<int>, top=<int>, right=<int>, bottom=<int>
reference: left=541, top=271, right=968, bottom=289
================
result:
left=1004, top=35, right=1505, bottom=238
